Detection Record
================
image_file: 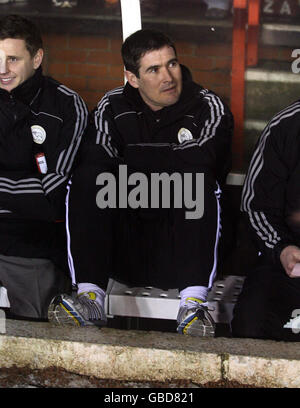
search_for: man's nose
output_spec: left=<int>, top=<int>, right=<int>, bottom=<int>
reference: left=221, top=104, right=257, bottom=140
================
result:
left=0, top=59, right=8, bottom=74
left=162, top=67, right=173, bottom=82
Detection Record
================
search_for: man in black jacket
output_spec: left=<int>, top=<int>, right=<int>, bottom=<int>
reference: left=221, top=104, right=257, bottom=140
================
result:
left=0, top=15, right=88, bottom=319
left=49, top=29, right=233, bottom=336
left=232, top=101, right=300, bottom=341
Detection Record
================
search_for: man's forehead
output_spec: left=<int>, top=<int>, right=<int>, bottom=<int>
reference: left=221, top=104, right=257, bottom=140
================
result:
left=140, top=46, right=176, bottom=67
left=0, top=38, right=27, bottom=54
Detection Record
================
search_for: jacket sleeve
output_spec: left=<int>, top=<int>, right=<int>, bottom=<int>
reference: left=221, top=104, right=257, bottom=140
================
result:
left=0, top=86, right=88, bottom=221
left=241, top=116, right=298, bottom=266
left=79, top=92, right=123, bottom=165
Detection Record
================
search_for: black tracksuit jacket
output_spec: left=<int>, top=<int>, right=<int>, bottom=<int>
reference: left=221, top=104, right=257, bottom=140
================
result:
left=0, top=67, right=88, bottom=263
left=241, top=100, right=300, bottom=267
left=68, top=68, right=233, bottom=290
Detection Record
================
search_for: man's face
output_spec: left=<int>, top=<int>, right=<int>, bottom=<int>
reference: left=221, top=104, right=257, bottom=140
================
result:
left=0, top=38, right=43, bottom=92
left=126, top=45, right=182, bottom=111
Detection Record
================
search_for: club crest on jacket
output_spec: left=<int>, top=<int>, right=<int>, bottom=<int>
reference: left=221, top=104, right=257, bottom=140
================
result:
left=31, top=125, right=46, bottom=144
left=178, top=127, right=193, bottom=144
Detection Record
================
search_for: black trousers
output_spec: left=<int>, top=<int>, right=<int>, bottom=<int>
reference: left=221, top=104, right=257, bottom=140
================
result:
left=231, top=263, right=300, bottom=341
left=67, top=163, right=223, bottom=292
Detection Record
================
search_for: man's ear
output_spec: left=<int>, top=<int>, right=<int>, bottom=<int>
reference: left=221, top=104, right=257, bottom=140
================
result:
left=125, top=70, right=139, bottom=89
left=33, top=48, right=44, bottom=69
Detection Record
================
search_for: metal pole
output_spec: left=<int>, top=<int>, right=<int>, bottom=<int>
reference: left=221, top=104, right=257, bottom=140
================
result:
left=247, top=0, right=261, bottom=66
left=231, top=0, right=247, bottom=170
left=120, top=0, right=142, bottom=41
left=120, top=0, right=142, bottom=83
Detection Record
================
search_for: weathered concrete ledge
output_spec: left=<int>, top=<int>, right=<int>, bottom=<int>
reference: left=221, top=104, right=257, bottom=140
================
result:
left=0, top=319, right=299, bottom=388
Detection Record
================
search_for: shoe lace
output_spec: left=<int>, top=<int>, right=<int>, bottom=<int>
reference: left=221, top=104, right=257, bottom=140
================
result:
left=185, top=297, right=215, bottom=312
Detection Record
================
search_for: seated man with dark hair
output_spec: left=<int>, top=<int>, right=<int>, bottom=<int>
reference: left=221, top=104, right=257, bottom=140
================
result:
left=49, top=29, right=233, bottom=337
left=0, top=14, right=88, bottom=320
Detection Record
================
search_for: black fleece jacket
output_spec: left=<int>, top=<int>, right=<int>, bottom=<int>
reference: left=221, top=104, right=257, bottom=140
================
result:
left=0, top=67, right=88, bottom=258
left=80, top=66, right=233, bottom=186
left=241, top=100, right=300, bottom=267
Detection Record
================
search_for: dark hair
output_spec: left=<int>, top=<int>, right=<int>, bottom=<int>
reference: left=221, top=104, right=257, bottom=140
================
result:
left=0, top=14, right=43, bottom=57
left=121, top=29, right=177, bottom=77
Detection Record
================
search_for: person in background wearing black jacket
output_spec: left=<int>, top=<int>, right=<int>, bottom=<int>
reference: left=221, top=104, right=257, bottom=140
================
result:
left=232, top=101, right=300, bottom=341
left=0, top=15, right=88, bottom=320
left=49, top=29, right=233, bottom=337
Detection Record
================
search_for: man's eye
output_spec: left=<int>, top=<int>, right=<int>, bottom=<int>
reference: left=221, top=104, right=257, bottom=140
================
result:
left=8, top=57, right=17, bottom=62
left=169, top=61, right=178, bottom=68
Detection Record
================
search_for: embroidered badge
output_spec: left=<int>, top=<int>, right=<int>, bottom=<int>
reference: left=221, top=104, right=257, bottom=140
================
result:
left=31, top=125, right=46, bottom=144
left=178, top=128, right=193, bottom=144
left=35, top=153, right=48, bottom=174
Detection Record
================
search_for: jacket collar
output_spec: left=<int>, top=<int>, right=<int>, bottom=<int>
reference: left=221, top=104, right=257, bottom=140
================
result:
left=0, top=66, right=43, bottom=105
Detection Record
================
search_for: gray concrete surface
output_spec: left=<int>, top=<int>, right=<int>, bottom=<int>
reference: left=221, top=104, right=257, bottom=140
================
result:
left=0, top=319, right=299, bottom=388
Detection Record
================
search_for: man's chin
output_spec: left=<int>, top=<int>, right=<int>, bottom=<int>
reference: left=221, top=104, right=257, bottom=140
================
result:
left=0, top=83, right=15, bottom=92
left=163, top=95, right=180, bottom=107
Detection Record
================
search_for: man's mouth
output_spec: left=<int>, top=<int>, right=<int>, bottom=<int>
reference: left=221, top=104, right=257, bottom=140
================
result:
left=162, top=85, right=176, bottom=93
left=0, top=77, right=14, bottom=85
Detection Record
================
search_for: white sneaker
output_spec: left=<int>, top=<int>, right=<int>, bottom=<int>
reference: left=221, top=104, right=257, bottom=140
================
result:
left=48, top=291, right=107, bottom=327
left=177, top=297, right=215, bottom=337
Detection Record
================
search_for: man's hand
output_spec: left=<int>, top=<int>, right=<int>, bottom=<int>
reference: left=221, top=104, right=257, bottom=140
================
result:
left=280, top=245, right=300, bottom=277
